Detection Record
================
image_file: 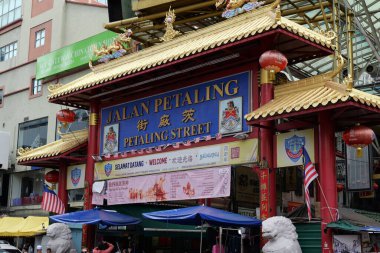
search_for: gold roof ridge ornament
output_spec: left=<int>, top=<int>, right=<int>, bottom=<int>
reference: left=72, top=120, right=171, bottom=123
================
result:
left=17, top=147, right=34, bottom=156
left=48, top=83, right=63, bottom=93
left=216, top=0, right=266, bottom=18
left=89, top=29, right=134, bottom=69
left=160, top=7, right=180, bottom=42
left=329, top=53, right=345, bottom=79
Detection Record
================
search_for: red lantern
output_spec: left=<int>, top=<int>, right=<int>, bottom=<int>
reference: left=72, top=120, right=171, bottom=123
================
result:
left=259, top=50, right=288, bottom=73
left=343, top=125, right=374, bottom=157
left=56, top=109, right=76, bottom=126
left=374, top=182, right=379, bottom=191
left=337, top=183, right=345, bottom=192
left=45, top=170, right=59, bottom=190
left=45, top=170, right=59, bottom=184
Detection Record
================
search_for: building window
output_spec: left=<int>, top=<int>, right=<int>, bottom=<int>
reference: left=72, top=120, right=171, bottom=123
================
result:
left=35, top=29, right=45, bottom=48
left=0, top=88, right=3, bottom=106
left=0, top=41, right=17, bottom=61
left=17, top=117, right=48, bottom=149
left=96, top=0, right=107, bottom=5
left=31, top=78, right=42, bottom=96
left=0, top=0, right=22, bottom=28
left=55, top=109, right=88, bottom=140
left=11, top=170, right=44, bottom=206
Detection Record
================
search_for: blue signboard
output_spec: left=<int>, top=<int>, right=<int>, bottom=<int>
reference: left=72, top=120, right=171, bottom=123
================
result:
left=100, top=72, right=251, bottom=154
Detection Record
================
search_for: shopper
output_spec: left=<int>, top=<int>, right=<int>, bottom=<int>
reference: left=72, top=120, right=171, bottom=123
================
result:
left=93, top=241, right=114, bottom=253
left=36, top=245, right=43, bottom=253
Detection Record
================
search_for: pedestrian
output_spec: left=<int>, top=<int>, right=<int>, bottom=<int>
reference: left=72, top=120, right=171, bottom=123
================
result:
left=93, top=241, right=114, bottom=253
left=46, top=248, right=52, bottom=253
left=81, top=248, right=89, bottom=253
left=36, top=245, right=43, bottom=253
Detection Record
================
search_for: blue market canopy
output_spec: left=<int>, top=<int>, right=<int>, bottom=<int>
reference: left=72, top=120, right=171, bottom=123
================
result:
left=143, top=205, right=261, bottom=227
left=50, top=208, right=141, bottom=226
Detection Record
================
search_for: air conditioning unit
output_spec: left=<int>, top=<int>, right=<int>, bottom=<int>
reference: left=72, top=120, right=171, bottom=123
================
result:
left=0, top=132, right=10, bottom=170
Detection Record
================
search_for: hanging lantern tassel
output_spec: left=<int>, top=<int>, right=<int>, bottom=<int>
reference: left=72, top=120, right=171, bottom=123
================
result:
left=342, top=125, right=375, bottom=158
left=337, top=183, right=345, bottom=192
left=356, top=146, right=363, bottom=158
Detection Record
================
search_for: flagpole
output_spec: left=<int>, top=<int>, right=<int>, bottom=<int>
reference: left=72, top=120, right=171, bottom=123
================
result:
left=316, top=178, right=335, bottom=221
left=302, top=146, right=335, bottom=222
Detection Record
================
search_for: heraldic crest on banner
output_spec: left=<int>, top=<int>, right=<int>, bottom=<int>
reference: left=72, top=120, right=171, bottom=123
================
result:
left=104, top=163, right=113, bottom=177
left=220, top=97, right=242, bottom=134
left=71, top=167, right=81, bottom=186
left=285, top=135, right=305, bottom=163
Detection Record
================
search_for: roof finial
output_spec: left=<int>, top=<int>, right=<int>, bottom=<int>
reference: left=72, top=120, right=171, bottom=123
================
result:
left=329, top=53, right=345, bottom=79
left=271, top=0, right=281, bottom=10
left=160, top=6, right=180, bottom=42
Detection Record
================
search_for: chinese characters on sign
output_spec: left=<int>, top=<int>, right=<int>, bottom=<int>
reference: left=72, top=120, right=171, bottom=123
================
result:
left=100, top=72, right=250, bottom=154
left=259, top=169, right=270, bottom=220
left=94, top=139, right=258, bottom=180
left=105, top=166, right=231, bottom=205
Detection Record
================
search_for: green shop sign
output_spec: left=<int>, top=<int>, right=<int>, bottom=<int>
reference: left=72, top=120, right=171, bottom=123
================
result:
left=36, top=30, right=117, bottom=79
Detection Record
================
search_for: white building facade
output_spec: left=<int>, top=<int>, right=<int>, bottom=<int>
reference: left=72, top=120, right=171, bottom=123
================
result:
left=0, top=0, right=109, bottom=216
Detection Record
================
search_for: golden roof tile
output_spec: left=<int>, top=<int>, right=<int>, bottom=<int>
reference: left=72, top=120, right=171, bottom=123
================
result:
left=17, top=129, right=88, bottom=163
left=244, top=73, right=380, bottom=121
left=48, top=4, right=334, bottom=100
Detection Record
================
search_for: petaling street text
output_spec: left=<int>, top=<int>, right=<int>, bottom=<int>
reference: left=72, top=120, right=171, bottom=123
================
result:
left=124, top=122, right=212, bottom=147
left=106, top=80, right=239, bottom=124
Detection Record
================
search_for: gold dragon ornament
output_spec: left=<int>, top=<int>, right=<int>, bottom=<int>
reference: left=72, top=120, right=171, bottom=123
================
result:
left=89, top=29, right=134, bottom=68
left=216, top=0, right=266, bottom=18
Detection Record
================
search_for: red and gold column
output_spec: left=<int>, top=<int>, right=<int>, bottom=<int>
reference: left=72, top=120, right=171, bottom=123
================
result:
left=319, top=111, right=337, bottom=253
left=82, top=102, right=100, bottom=248
left=259, top=69, right=276, bottom=219
left=58, top=162, right=68, bottom=211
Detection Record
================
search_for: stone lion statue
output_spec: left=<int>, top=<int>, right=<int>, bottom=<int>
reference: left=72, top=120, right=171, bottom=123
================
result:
left=262, top=216, right=302, bottom=253
left=46, top=223, right=72, bottom=253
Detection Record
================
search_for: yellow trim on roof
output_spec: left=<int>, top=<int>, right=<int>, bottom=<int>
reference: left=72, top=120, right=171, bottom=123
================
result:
left=244, top=73, right=380, bottom=121
left=17, top=129, right=88, bottom=163
left=48, top=4, right=334, bottom=100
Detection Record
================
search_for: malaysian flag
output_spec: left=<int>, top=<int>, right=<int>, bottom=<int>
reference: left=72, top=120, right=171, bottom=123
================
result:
left=302, top=146, right=318, bottom=221
left=41, top=184, right=65, bottom=214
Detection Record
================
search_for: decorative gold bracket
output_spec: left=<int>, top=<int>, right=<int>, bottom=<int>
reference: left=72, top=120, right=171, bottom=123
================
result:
left=329, top=53, right=345, bottom=79
left=89, top=113, right=99, bottom=126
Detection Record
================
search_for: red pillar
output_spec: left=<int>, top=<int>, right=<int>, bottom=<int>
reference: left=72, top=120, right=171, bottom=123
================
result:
left=82, top=102, right=100, bottom=249
left=259, top=69, right=276, bottom=218
left=58, top=162, right=68, bottom=211
left=318, top=111, right=337, bottom=253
